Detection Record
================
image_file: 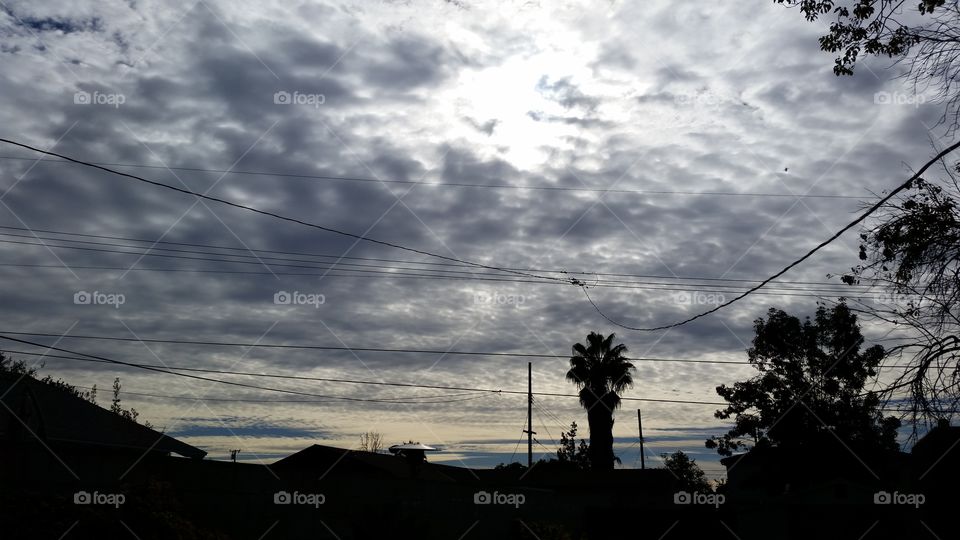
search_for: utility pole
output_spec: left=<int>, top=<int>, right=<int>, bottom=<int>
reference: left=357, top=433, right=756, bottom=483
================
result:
left=637, top=409, right=645, bottom=470
left=523, top=362, right=536, bottom=468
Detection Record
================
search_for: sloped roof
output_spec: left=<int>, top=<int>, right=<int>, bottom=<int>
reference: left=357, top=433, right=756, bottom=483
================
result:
left=0, top=373, right=206, bottom=459
left=271, top=444, right=456, bottom=482
left=272, top=444, right=676, bottom=490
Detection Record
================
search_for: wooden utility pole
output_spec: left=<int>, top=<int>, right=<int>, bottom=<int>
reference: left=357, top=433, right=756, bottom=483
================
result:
left=637, top=409, right=645, bottom=470
left=523, top=362, right=536, bottom=468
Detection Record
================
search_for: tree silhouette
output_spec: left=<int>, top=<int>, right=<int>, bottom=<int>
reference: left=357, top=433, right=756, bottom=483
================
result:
left=566, top=332, right=635, bottom=471
left=111, top=377, right=146, bottom=426
left=706, top=302, right=900, bottom=456
left=556, top=422, right=590, bottom=470
left=661, top=451, right=711, bottom=493
left=778, top=0, right=960, bottom=132
left=358, top=431, right=384, bottom=453
left=840, top=171, right=960, bottom=427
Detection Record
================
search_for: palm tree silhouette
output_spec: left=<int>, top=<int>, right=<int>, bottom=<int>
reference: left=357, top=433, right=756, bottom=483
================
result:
left=566, top=332, right=635, bottom=471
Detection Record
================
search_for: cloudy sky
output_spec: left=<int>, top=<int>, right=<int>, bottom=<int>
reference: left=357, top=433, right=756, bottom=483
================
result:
left=0, top=0, right=948, bottom=476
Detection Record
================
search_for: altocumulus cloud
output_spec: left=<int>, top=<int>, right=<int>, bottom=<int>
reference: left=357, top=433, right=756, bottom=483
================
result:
left=0, top=0, right=944, bottom=471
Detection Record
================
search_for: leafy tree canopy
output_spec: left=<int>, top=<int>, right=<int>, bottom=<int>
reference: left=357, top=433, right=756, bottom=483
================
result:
left=662, top=451, right=712, bottom=493
left=706, top=303, right=901, bottom=456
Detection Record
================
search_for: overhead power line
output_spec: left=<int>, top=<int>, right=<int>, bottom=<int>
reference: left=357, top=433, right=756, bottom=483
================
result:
left=82, top=381, right=916, bottom=416
left=74, top=384, right=490, bottom=404
left=0, top=340, right=729, bottom=405
left=0, top=238, right=870, bottom=297
left=533, top=396, right=571, bottom=429
left=0, top=336, right=499, bottom=403
left=0, top=259, right=878, bottom=299
left=585, top=140, right=960, bottom=331
left=0, top=333, right=916, bottom=368
left=0, top=224, right=877, bottom=289
left=0, top=228, right=887, bottom=300
left=2, top=348, right=521, bottom=392
left=0, top=263, right=865, bottom=298
left=532, top=401, right=558, bottom=447
left=0, top=138, right=572, bottom=286
left=0, top=225, right=874, bottom=293
left=0, top=250, right=873, bottom=299
left=0, top=335, right=502, bottom=404
left=0, top=332, right=754, bottom=364
left=6, top=346, right=913, bottom=411
left=0, top=154, right=864, bottom=199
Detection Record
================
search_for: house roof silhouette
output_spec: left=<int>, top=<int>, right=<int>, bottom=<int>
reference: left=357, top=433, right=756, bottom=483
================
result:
left=0, top=373, right=206, bottom=459
left=271, top=443, right=462, bottom=481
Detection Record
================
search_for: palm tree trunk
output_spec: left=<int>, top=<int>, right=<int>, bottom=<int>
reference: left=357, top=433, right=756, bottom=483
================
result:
left=586, top=404, right=614, bottom=471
